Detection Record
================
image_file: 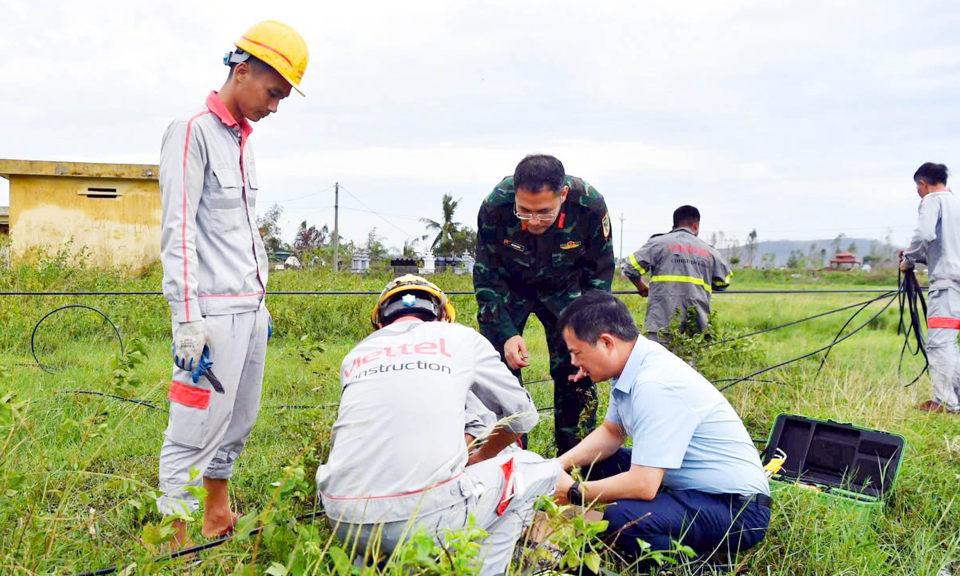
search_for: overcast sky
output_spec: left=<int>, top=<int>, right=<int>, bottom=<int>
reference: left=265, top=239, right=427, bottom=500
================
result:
left=3, top=0, right=959, bottom=257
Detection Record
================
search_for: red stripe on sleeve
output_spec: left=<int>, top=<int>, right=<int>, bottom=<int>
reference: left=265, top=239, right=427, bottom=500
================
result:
left=180, top=111, right=211, bottom=321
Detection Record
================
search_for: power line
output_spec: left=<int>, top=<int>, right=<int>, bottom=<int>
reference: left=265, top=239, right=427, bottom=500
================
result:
left=270, top=184, right=337, bottom=204
left=337, top=184, right=415, bottom=238
left=340, top=206, right=424, bottom=222
left=288, top=205, right=335, bottom=222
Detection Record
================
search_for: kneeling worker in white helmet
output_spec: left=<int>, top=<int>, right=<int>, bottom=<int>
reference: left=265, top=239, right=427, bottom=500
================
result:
left=316, top=275, right=560, bottom=574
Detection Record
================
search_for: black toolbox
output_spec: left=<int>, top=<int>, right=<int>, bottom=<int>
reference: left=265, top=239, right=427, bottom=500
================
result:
left=761, top=414, right=906, bottom=508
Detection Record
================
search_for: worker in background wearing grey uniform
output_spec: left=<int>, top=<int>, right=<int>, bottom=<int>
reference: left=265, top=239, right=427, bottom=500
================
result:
left=317, top=275, right=560, bottom=576
left=620, top=205, right=732, bottom=343
left=157, top=21, right=309, bottom=550
left=902, top=162, right=960, bottom=414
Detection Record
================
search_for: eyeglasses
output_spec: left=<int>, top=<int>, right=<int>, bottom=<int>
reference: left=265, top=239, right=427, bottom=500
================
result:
left=514, top=205, right=560, bottom=222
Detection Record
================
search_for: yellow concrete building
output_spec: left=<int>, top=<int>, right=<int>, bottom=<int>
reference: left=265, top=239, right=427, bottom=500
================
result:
left=0, top=159, right=160, bottom=272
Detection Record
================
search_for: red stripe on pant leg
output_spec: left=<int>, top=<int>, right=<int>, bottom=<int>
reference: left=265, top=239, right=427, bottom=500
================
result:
left=928, top=317, right=960, bottom=329
left=169, top=380, right=211, bottom=409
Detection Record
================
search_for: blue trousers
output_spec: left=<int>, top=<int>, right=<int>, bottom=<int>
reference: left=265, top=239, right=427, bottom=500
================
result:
left=586, top=449, right=770, bottom=562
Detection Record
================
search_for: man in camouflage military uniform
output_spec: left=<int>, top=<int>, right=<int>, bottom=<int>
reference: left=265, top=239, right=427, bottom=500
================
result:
left=621, top=205, right=732, bottom=343
left=474, top=154, right=614, bottom=453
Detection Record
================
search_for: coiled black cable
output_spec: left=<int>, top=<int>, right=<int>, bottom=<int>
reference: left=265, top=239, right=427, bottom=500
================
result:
left=31, top=304, right=125, bottom=374
left=897, top=268, right=929, bottom=387
left=29, top=305, right=164, bottom=409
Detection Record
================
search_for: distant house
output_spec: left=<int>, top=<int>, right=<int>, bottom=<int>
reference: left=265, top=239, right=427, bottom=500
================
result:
left=272, top=250, right=292, bottom=263
left=0, top=206, right=8, bottom=235
left=828, top=252, right=862, bottom=271
left=0, top=159, right=160, bottom=271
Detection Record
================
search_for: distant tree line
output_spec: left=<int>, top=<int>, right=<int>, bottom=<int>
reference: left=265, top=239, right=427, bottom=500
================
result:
left=256, top=193, right=477, bottom=270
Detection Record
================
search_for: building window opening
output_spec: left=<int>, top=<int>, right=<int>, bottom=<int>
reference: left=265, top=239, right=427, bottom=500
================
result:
left=80, top=187, right=120, bottom=199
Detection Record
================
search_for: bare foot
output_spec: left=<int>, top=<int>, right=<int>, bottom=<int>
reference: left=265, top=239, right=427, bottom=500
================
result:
left=168, top=519, right=195, bottom=556
left=201, top=511, right=240, bottom=539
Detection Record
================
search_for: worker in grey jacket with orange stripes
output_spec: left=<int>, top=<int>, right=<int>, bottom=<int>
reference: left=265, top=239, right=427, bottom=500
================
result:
left=620, top=205, right=732, bottom=343
left=902, top=162, right=960, bottom=414
left=157, top=21, right=309, bottom=550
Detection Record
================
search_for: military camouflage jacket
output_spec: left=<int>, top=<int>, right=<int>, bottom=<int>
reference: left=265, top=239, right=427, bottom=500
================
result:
left=473, top=175, right=615, bottom=341
left=621, top=228, right=731, bottom=335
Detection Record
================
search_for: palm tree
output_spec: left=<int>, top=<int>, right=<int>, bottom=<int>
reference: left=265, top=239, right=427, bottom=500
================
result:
left=420, top=194, right=462, bottom=254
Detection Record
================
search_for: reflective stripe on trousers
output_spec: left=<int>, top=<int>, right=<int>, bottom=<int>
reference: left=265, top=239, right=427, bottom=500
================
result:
left=332, top=451, right=560, bottom=576
left=926, top=288, right=960, bottom=411
left=157, top=307, right=269, bottom=515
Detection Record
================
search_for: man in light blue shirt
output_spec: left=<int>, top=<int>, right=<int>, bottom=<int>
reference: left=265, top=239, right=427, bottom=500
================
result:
left=553, top=290, right=770, bottom=566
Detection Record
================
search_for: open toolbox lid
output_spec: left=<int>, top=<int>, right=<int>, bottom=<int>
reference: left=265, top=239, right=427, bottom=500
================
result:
left=762, top=414, right=905, bottom=499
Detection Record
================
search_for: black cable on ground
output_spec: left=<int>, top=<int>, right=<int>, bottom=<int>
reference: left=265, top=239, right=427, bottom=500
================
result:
left=31, top=304, right=125, bottom=374
left=77, top=510, right=324, bottom=576
left=62, top=390, right=161, bottom=411
left=812, top=290, right=898, bottom=380
left=897, top=269, right=929, bottom=387
left=28, top=305, right=163, bottom=410
left=523, top=378, right=552, bottom=386
left=706, top=294, right=896, bottom=348
left=718, top=290, right=900, bottom=392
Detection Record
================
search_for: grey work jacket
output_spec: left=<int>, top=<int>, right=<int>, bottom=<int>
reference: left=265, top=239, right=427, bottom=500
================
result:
left=903, top=190, right=960, bottom=291
left=621, top=228, right=732, bottom=335
left=316, top=320, right=539, bottom=524
left=159, top=91, right=268, bottom=323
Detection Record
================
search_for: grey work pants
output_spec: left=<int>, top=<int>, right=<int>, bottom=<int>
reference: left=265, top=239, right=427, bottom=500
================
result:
left=927, top=288, right=960, bottom=411
left=333, top=451, right=560, bottom=576
left=157, top=307, right=269, bottom=515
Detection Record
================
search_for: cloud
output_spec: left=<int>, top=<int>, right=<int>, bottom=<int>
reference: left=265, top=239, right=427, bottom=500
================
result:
left=3, top=0, right=960, bottom=254
left=257, top=140, right=775, bottom=187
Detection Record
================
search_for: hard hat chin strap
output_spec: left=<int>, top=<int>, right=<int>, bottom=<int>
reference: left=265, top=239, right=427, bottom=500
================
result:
left=223, top=50, right=251, bottom=67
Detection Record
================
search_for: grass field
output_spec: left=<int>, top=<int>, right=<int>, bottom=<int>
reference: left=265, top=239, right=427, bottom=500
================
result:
left=1, top=262, right=958, bottom=575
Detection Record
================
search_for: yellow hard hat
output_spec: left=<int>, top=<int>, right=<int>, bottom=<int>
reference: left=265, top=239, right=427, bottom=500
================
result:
left=233, top=21, right=309, bottom=96
left=371, top=274, right=457, bottom=328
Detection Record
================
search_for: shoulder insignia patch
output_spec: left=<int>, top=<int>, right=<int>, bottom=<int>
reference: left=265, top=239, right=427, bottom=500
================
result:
left=503, top=239, right=525, bottom=253
left=560, top=241, right=582, bottom=250
left=602, top=212, right=611, bottom=240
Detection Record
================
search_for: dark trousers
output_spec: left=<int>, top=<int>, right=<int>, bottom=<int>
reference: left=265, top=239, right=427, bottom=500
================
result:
left=587, top=449, right=770, bottom=563
left=488, top=297, right=597, bottom=454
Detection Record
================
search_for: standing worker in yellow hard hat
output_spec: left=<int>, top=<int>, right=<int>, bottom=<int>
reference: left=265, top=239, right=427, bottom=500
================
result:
left=156, top=21, right=308, bottom=551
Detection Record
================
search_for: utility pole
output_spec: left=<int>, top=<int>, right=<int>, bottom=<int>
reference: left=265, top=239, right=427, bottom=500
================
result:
left=618, top=212, right=626, bottom=262
left=332, top=182, right=340, bottom=272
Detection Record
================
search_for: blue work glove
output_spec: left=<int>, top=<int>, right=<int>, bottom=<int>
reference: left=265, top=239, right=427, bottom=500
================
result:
left=193, top=346, right=214, bottom=384
left=172, top=319, right=209, bottom=376
left=171, top=343, right=214, bottom=384
left=267, top=311, right=273, bottom=341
